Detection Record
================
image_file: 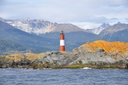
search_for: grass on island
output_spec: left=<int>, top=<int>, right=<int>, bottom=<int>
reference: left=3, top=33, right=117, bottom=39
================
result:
left=31, top=64, right=127, bottom=69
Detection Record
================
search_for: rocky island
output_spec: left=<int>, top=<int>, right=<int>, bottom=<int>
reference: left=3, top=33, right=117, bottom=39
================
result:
left=0, top=40, right=128, bottom=69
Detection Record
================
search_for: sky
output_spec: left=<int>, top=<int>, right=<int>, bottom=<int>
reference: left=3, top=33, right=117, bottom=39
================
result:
left=0, top=0, right=128, bottom=29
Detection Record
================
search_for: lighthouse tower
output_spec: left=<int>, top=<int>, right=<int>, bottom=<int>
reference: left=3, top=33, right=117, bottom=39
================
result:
left=60, top=31, right=65, bottom=52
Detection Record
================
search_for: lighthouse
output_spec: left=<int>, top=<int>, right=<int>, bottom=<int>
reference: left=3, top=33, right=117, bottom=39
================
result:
left=60, top=31, right=65, bottom=52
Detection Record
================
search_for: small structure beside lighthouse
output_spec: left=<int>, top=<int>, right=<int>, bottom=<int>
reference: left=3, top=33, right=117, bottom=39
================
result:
left=60, top=31, right=65, bottom=52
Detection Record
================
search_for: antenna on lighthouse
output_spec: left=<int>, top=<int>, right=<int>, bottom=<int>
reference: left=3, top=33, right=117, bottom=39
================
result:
left=60, top=31, right=65, bottom=52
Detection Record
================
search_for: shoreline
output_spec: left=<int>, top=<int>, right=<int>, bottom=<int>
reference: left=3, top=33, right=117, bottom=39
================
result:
left=0, top=64, right=128, bottom=69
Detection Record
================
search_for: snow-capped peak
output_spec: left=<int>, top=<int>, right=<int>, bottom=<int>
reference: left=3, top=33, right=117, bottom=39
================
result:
left=85, top=23, right=110, bottom=35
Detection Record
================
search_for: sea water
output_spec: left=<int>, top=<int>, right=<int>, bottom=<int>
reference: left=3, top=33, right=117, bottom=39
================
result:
left=0, top=68, right=127, bottom=85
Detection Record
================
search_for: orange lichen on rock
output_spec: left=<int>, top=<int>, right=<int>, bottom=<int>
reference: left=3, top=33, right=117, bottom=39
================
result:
left=26, top=52, right=50, bottom=61
left=7, top=54, right=25, bottom=62
left=81, top=40, right=128, bottom=53
left=5, top=52, right=47, bottom=62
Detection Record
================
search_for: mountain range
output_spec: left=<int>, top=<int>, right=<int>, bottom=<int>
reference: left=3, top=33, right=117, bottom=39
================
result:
left=1, top=18, right=84, bottom=34
left=0, top=18, right=128, bottom=54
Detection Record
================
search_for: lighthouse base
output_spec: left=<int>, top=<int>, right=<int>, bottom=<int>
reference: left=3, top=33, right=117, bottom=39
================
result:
left=60, top=46, right=65, bottom=52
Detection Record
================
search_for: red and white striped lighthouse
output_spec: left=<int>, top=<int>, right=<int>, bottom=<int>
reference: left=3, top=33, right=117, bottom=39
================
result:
left=60, top=31, right=65, bottom=52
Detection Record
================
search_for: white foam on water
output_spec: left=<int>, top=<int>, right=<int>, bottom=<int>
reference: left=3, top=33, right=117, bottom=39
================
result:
left=82, top=67, right=91, bottom=69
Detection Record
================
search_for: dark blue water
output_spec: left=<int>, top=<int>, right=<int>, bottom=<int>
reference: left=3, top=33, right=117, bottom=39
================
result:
left=0, top=68, right=127, bottom=85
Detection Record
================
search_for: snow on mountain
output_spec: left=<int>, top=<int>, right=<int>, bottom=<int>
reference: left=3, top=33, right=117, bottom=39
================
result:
left=4, top=19, right=54, bottom=34
left=89, top=27, right=106, bottom=35
left=85, top=23, right=110, bottom=35
left=100, top=22, right=128, bottom=35
left=1, top=18, right=84, bottom=35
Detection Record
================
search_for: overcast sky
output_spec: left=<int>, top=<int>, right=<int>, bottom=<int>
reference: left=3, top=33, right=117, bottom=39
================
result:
left=0, top=0, right=128, bottom=29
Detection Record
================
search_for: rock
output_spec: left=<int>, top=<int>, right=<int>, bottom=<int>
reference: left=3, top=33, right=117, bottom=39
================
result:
left=71, top=40, right=128, bottom=66
left=95, top=48, right=104, bottom=52
left=37, top=52, right=76, bottom=66
left=1, top=40, right=128, bottom=69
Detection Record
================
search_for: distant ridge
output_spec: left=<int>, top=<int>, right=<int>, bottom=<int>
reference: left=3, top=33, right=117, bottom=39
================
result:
left=85, top=23, right=110, bottom=35
left=99, top=22, right=128, bottom=42
left=1, top=18, right=84, bottom=34
left=100, top=22, right=128, bottom=35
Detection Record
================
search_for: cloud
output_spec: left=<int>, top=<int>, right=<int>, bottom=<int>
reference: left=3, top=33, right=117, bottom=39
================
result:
left=0, top=0, right=6, bottom=10
left=0, top=0, right=5, bottom=5
left=0, top=0, right=128, bottom=29
left=72, top=22, right=101, bottom=29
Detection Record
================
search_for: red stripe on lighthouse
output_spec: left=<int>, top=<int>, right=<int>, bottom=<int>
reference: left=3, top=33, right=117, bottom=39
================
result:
left=60, top=31, right=65, bottom=52
left=60, top=34, right=64, bottom=40
left=60, top=46, right=65, bottom=52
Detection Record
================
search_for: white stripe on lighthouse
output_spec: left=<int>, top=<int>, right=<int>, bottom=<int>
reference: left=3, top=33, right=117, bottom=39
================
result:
left=60, top=40, right=65, bottom=46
